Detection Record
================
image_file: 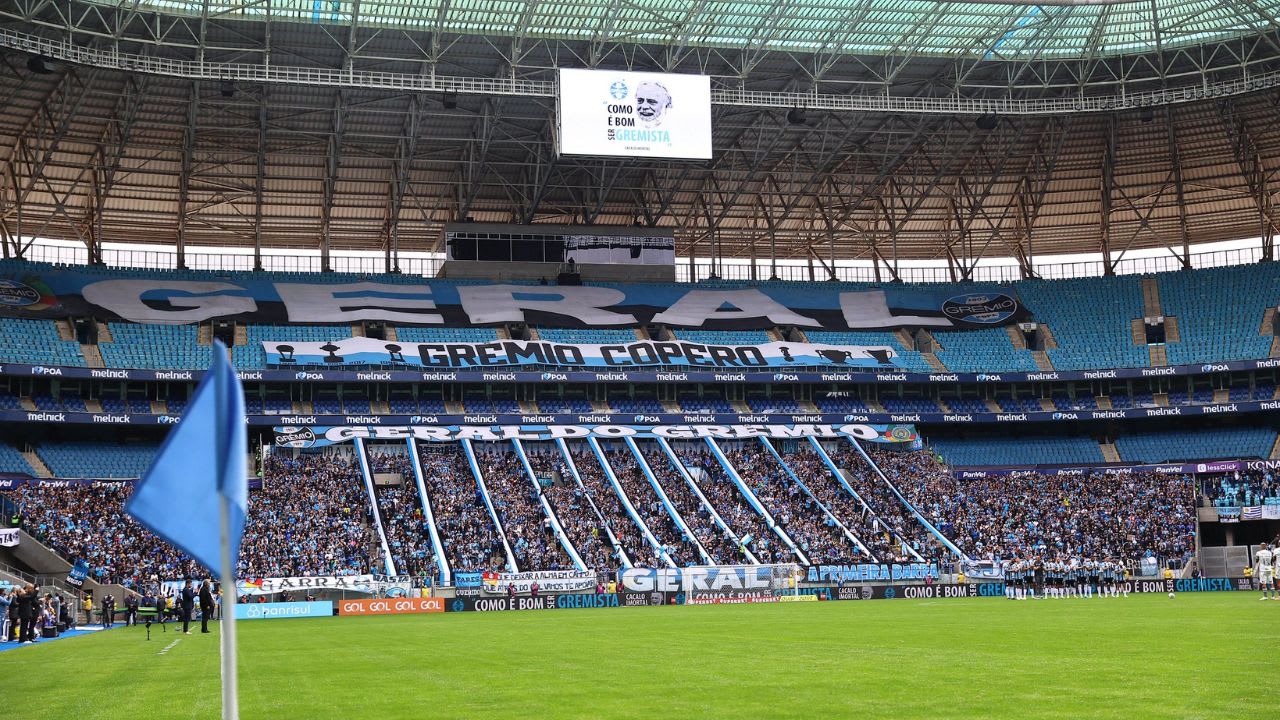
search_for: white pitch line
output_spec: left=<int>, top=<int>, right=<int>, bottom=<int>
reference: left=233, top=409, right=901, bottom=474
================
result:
left=158, top=638, right=181, bottom=655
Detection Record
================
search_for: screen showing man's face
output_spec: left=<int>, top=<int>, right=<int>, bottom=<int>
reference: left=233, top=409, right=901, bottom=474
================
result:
left=635, top=82, right=671, bottom=127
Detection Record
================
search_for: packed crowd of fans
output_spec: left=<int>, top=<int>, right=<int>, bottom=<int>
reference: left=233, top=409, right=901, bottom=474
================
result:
left=669, top=444, right=793, bottom=563
left=415, top=445, right=506, bottom=572
left=239, top=452, right=377, bottom=578
left=829, top=445, right=945, bottom=562
left=895, top=448, right=1196, bottom=564
left=473, top=445, right=574, bottom=571
left=4, top=439, right=1203, bottom=582
left=366, top=449, right=437, bottom=577
left=603, top=445, right=701, bottom=566
left=567, top=447, right=656, bottom=567
left=635, top=443, right=746, bottom=565
left=782, top=446, right=902, bottom=562
left=1200, top=470, right=1280, bottom=507
left=526, top=446, right=620, bottom=572
left=4, top=482, right=196, bottom=586
left=721, top=444, right=863, bottom=564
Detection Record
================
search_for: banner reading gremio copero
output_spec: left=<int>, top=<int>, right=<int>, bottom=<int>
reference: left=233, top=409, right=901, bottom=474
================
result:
left=263, top=338, right=900, bottom=370
left=0, top=262, right=1024, bottom=330
left=272, top=423, right=919, bottom=449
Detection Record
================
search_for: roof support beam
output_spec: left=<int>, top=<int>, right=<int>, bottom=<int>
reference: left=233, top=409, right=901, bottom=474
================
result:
left=1217, top=98, right=1279, bottom=263
left=320, top=90, right=345, bottom=272
left=1100, top=114, right=1116, bottom=275
left=175, top=82, right=200, bottom=270
left=1164, top=107, right=1192, bottom=270
left=254, top=90, right=268, bottom=271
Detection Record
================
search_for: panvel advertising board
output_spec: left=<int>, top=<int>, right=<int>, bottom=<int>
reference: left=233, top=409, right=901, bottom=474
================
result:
left=557, top=68, right=712, bottom=160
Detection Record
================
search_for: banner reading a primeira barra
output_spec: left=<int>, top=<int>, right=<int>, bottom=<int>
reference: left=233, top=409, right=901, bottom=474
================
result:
left=0, top=263, right=1025, bottom=330
left=262, top=338, right=900, bottom=370
left=272, top=423, right=919, bottom=449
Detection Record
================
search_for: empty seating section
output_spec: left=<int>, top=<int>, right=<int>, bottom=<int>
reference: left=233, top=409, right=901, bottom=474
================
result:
left=676, top=329, right=772, bottom=345
left=537, top=397, right=593, bottom=413
left=608, top=396, right=664, bottom=414
left=805, top=330, right=933, bottom=372
left=0, top=318, right=84, bottom=366
left=746, top=396, right=806, bottom=413
left=1159, top=263, right=1280, bottom=364
left=1017, top=276, right=1148, bottom=369
left=38, top=442, right=158, bottom=478
left=678, top=394, right=734, bottom=413
left=933, top=328, right=1038, bottom=372
left=0, top=444, right=34, bottom=474
left=813, top=397, right=870, bottom=413
left=994, top=397, right=1042, bottom=413
left=1114, top=427, right=1277, bottom=463
left=395, top=327, right=499, bottom=343
left=880, top=397, right=941, bottom=414
left=0, top=391, right=20, bottom=410
left=233, top=324, right=352, bottom=369
left=930, top=436, right=1105, bottom=466
left=100, top=323, right=212, bottom=369
left=537, top=328, right=636, bottom=343
left=946, top=398, right=990, bottom=414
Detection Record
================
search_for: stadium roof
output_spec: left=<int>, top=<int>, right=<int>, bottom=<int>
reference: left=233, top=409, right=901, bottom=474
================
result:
left=2, top=0, right=1280, bottom=277
left=67, top=0, right=1280, bottom=60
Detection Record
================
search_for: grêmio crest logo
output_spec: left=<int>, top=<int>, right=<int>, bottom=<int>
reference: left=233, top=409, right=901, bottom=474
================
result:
left=941, top=293, right=1018, bottom=325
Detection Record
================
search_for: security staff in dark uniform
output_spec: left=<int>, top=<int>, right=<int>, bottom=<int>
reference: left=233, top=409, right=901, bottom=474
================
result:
left=180, top=580, right=195, bottom=635
left=16, top=584, right=37, bottom=644
left=199, top=581, right=215, bottom=634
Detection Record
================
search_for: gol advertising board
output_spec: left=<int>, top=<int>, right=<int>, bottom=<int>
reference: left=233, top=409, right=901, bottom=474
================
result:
left=557, top=68, right=712, bottom=160
left=234, top=601, right=333, bottom=620
left=338, top=597, right=445, bottom=616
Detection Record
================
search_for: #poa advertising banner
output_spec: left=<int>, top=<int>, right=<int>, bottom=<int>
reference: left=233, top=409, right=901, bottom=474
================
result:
left=557, top=69, right=713, bottom=159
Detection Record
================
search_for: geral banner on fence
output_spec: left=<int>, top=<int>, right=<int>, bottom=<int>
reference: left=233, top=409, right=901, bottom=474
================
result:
left=337, top=597, right=445, bottom=615
left=263, top=338, right=900, bottom=370
left=0, top=263, right=1024, bottom=331
left=480, top=570, right=597, bottom=595
left=273, top=422, right=919, bottom=449
left=618, top=566, right=782, bottom=595
left=0, top=528, right=18, bottom=547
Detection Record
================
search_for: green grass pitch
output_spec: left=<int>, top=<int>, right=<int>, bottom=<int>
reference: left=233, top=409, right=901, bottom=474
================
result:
left=3, top=593, right=1276, bottom=719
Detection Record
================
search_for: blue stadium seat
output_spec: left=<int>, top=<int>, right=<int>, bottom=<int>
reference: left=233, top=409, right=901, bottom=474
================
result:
left=0, top=444, right=35, bottom=474
left=933, top=328, right=1038, bottom=372
left=931, top=436, right=1105, bottom=466
left=0, top=318, right=85, bottom=367
left=100, top=322, right=212, bottom=369
left=396, top=327, right=500, bottom=343
left=538, top=328, right=636, bottom=343
left=1017, top=276, right=1149, bottom=370
left=1159, top=264, right=1280, bottom=364
left=37, top=442, right=158, bottom=478
left=805, top=330, right=933, bottom=372
left=1115, top=427, right=1276, bottom=462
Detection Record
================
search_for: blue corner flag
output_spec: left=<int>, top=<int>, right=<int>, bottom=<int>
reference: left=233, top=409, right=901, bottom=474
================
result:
left=126, top=339, right=247, bottom=574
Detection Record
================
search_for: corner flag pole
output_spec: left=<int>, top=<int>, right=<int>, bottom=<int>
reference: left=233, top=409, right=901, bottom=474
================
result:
left=219, top=494, right=240, bottom=720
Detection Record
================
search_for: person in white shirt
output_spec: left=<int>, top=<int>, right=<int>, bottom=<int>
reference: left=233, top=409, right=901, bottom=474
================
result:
left=1256, top=544, right=1275, bottom=601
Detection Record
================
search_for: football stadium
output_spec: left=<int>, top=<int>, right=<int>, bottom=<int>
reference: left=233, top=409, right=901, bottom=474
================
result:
left=1, top=0, right=1280, bottom=717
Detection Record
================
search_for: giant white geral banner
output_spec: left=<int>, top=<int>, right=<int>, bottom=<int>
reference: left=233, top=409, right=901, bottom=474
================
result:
left=557, top=68, right=713, bottom=159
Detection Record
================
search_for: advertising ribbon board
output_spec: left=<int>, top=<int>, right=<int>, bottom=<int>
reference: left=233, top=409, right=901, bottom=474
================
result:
left=234, top=601, right=333, bottom=620
left=338, top=598, right=444, bottom=616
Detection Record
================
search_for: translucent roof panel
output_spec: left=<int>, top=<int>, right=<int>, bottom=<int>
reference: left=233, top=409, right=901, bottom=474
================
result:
left=113, top=0, right=1278, bottom=60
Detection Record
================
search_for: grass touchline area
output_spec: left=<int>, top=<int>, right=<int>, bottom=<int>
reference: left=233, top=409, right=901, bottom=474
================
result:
left=1, top=594, right=1273, bottom=719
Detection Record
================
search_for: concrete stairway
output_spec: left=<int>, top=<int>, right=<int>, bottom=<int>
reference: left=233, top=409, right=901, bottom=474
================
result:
left=1099, top=443, right=1121, bottom=463
left=1141, top=277, right=1163, bottom=317
left=21, top=449, right=52, bottom=478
